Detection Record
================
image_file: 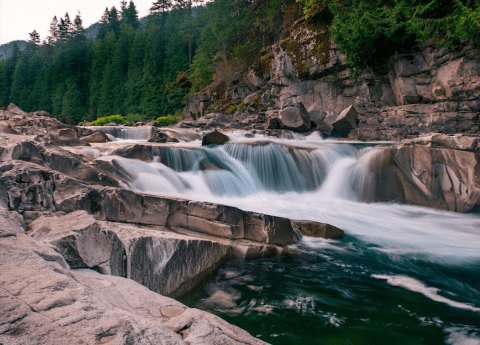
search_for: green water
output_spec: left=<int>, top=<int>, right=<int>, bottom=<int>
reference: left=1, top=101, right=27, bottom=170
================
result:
left=181, top=236, right=480, bottom=345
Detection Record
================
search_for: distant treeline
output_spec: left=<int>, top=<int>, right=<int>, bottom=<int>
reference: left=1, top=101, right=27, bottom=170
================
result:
left=0, top=0, right=298, bottom=124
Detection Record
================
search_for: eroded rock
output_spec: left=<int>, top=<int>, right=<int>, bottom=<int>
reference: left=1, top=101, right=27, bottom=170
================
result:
left=0, top=235, right=267, bottom=345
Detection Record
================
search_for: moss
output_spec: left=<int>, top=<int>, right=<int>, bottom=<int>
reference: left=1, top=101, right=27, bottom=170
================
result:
left=226, top=102, right=245, bottom=115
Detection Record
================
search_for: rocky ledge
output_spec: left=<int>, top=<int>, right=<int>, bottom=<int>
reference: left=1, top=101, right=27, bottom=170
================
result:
left=0, top=104, right=310, bottom=344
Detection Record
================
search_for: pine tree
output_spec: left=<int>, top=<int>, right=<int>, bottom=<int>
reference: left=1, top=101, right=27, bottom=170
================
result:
left=150, top=0, right=174, bottom=15
left=74, top=12, right=84, bottom=34
left=47, top=16, right=59, bottom=45
left=98, top=8, right=110, bottom=39
left=122, top=1, right=140, bottom=28
left=108, top=6, right=121, bottom=35
left=64, top=13, right=74, bottom=36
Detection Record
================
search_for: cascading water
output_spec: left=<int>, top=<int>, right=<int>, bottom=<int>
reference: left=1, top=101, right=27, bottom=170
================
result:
left=92, top=131, right=480, bottom=344
left=86, top=126, right=154, bottom=141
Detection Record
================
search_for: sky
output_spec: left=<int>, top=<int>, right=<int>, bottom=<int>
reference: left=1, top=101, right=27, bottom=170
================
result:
left=0, top=0, right=152, bottom=45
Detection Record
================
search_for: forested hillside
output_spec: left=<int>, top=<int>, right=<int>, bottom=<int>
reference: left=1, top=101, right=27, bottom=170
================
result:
left=0, top=0, right=297, bottom=124
left=1, top=0, right=479, bottom=124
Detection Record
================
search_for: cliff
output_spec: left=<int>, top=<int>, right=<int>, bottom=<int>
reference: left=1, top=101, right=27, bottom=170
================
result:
left=185, top=18, right=480, bottom=141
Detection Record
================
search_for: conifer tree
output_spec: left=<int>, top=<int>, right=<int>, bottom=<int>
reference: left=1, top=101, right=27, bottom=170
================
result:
left=28, top=30, right=41, bottom=46
left=74, top=12, right=85, bottom=34
left=150, top=0, right=174, bottom=15
left=122, top=1, right=140, bottom=28
left=47, top=16, right=59, bottom=44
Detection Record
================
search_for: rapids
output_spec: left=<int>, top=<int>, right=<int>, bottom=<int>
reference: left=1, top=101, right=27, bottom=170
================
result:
left=90, top=129, right=480, bottom=344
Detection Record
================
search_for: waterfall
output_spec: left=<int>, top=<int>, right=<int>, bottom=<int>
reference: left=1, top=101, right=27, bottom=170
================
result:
left=86, top=126, right=154, bottom=141
left=97, top=136, right=480, bottom=261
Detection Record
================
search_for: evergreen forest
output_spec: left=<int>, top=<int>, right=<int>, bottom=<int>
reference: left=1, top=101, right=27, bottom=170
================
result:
left=0, top=0, right=298, bottom=124
left=1, top=0, right=480, bottom=124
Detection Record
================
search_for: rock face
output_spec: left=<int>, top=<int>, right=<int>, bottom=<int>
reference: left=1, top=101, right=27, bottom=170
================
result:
left=0, top=235, right=268, bottom=345
left=202, top=129, right=229, bottom=146
left=29, top=211, right=286, bottom=298
left=357, top=136, right=480, bottom=212
left=185, top=19, right=480, bottom=141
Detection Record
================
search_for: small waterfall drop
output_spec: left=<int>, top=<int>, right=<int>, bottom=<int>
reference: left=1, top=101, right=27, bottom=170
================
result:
left=87, top=126, right=154, bottom=141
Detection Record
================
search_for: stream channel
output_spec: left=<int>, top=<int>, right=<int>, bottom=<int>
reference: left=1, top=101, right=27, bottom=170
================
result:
left=84, top=127, right=480, bottom=345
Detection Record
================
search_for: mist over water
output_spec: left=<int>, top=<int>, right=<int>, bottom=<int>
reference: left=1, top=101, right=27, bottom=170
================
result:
left=93, top=131, right=480, bottom=344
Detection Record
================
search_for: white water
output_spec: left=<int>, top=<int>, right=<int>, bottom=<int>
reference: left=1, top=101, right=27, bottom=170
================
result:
left=86, top=126, right=154, bottom=141
left=372, top=275, right=480, bottom=312
left=94, top=134, right=480, bottom=262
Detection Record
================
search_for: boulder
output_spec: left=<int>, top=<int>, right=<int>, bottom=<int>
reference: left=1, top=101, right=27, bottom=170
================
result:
left=57, top=128, right=78, bottom=138
left=82, top=131, right=110, bottom=143
left=277, top=103, right=311, bottom=132
left=331, top=105, right=358, bottom=137
left=0, top=235, right=268, bottom=345
left=265, top=117, right=281, bottom=130
left=291, top=220, right=344, bottom=239
left=202, top=130, right=229, bottom=146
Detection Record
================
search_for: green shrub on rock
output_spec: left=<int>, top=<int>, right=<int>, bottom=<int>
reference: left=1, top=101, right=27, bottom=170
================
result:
left=91, top=115, right=126, bottom=126
left=154, top=115, right=181, bottom=126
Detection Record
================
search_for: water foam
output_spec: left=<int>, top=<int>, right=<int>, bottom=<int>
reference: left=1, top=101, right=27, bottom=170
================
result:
left=372, top=275, right=480, bottom=312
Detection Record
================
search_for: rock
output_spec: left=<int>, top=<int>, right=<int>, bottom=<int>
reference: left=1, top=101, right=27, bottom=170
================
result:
left=50, top=135, right=89, bottom=147
left=243, top=92, right=259, bottom=105
left=82, top=131, right=110, bottom=143
left=0, top=207, right=25, bottom=238
left=0, top=235, right=267, bottom=345
left=57, top=128, right=78, bottom=138
left=244, top=212, right=298, bottom=245
left=331, top=105, right=358, bottom=137
left=277, top=103, right=311, bottom=132
left=0, top=121, right=19, bottom=134
left=264, top=117, right=281, bottom=130
left=6, top=103, right=27, bottom=119
left=391, top=144, right=480, bottom=212
left=202, top=130, right=229, bottom=146
left=292, top=220, right=344, bottom=239
left=112, top=144, right=160, bottom=162
left=29, top=211, right=285, bottom=297
left=316, top=120, right=334, bottom=136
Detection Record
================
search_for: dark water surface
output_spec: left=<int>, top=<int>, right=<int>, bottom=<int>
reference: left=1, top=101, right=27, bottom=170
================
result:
left=181, top=236, right=480, bottom=345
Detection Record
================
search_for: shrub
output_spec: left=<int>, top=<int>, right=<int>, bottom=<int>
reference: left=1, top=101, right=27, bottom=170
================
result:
left=91, top=115, right=125, bottom=126
left=154, top=114, right=182, bottom=126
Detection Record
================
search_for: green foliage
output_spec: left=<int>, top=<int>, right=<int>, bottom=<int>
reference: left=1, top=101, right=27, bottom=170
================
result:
left=154, top=114, right=182, bottom=126
left=125, top=113, right=148, bottom=124
left=91, top=114, right=125, bottom=126
left=298, top=0, right=480, bottom=69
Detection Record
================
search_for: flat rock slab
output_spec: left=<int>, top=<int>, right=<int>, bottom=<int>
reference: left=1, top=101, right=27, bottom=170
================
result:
left=0, top=235, right=268, bottom=345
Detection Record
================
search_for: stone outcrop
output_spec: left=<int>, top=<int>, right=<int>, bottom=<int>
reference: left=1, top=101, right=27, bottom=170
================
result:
left=202, top=129, right=229, bottom=146
left=292, top=220, right=344, bottom=239
left=0, top=235, right=267, bottom=345
left=29, top=211, right=286, bottom=298
left=358, top=136, right=480, bottom=212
